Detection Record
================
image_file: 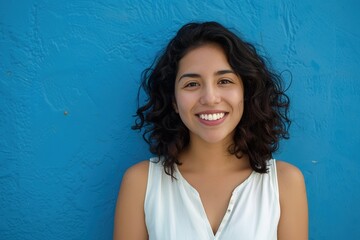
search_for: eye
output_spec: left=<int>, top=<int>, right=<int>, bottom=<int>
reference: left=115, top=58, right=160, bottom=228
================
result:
left=218, top=79, right=233, bottom=85
left=184, top=82, right=200, bottom=88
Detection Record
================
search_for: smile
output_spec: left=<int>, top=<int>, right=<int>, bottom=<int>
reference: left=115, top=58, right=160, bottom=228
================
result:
left=198, top=112, right=226, bottom=121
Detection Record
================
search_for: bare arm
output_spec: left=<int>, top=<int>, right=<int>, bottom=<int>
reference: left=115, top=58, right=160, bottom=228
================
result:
left=277, top=161, right=309, bottom=240
left=113, top=161, right=149, bottom=240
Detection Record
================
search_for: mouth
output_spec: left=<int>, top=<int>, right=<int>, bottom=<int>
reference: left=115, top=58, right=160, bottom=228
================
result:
left=197, top=112, right=227, bottom=121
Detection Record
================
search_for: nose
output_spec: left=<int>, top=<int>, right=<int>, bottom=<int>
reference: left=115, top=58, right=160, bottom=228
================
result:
left=199, top=85, right=221, bottom=105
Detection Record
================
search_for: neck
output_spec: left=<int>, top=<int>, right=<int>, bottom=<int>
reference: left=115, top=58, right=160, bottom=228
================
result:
left=179, top=135, right=248, bottom=173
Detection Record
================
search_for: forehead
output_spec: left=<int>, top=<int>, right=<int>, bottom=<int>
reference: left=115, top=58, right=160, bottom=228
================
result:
left=177, top=43, right=231, bottom=74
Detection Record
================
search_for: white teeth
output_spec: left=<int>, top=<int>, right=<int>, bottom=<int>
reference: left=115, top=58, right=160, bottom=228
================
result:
left=199, top=113, right=225, bottom=121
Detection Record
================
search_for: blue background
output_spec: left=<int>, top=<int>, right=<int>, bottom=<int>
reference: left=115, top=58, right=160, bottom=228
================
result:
left=1, top=0, right=359, bottom=239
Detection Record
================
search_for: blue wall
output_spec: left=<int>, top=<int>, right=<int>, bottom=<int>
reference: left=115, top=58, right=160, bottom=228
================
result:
left=1, top=0, right=359, bottom=239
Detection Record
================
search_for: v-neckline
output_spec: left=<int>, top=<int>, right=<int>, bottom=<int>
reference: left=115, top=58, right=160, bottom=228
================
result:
left=174, top=164, right=255, bottom=237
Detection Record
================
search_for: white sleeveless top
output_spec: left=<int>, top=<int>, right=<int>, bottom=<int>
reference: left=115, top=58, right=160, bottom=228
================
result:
left=144, top=158, right=280, bottom=240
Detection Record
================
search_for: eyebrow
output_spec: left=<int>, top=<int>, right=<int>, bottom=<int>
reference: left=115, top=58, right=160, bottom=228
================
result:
left=178, top=69, right=235, bottom=81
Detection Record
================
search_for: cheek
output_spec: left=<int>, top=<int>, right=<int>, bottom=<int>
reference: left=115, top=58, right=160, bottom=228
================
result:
left=176, top=103, right=191, bottom=128
left=238, top=101, right=244, bottom=116
left=175, top=94, right=197, bottom=127
left=228, top=88, right=244, bottom=105
left=176, top=100, right=191, bottom=118
left=175, top=93, right=195, bottom=112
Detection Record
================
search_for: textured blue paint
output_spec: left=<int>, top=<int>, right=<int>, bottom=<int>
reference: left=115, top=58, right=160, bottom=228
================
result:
left=1, top=0, right=359, bottom=239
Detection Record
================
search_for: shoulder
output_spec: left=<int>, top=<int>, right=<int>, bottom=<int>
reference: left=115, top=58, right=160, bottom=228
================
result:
left=276, top=160, right=306, bottom=191
left=121, top=160, right=150, bottom=190
left=124, top=160, right=150, bottom=177
left=113, top=160, right=150, bottom=239
left=117, top=160, right=150, bottom=213
left=276, top=160, right=306, bottom=201
left=276, top=160, right=308, bottom=239
left=276, top=160, right=305, bottom=184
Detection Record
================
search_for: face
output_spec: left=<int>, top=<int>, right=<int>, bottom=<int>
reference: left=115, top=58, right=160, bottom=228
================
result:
left=174, top=43, right=244, bottom=145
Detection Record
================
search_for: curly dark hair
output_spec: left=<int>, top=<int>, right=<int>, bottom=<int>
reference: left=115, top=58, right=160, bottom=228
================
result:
left=132, top=21, right=291, bottom=177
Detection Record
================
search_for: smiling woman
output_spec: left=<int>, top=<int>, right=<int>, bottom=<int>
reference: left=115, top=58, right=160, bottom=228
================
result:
left=174, top=43, right=244, bottom=145
left=113, top=22, right=308, bottom=240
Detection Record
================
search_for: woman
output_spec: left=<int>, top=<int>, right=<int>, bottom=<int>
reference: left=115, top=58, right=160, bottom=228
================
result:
left=114, top=21, right=308, bottom=240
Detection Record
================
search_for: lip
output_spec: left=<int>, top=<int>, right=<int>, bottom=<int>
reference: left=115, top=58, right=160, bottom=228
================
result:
left=196, top=110, right=227, bottom=115
left=196, top=111, right=228, bottom=126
